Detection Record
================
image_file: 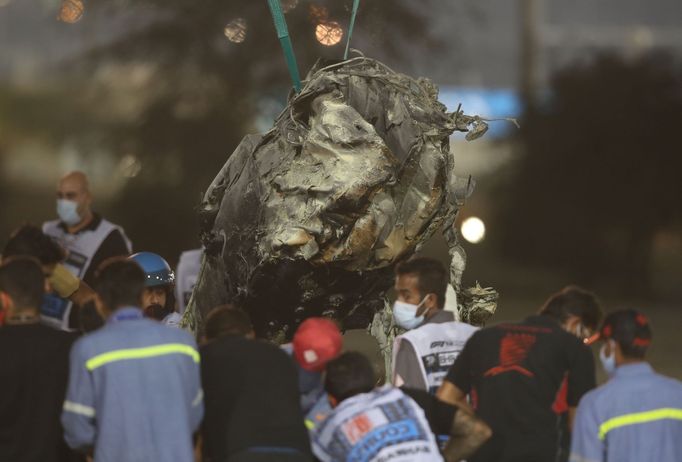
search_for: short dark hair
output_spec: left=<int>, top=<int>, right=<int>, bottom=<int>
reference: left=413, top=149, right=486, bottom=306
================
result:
left=600, top=309, right=652, bottom=359
left=395, top=257, right=448, bottom=308
left=2, top=225, right=65, bottom=265
left=94, top=258, right=145, bottom=311
left=0, top=257, right=46, bottom=310
left=539, top=285, right=602, bottom=331
left=204, top=304, right=253, bottom=340
left=325, top=352, right=375, bottom=403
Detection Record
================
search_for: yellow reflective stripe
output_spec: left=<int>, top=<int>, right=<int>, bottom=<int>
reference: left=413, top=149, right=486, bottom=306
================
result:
left=598, top=408, right=682, bottom=440
left=86, top=343, right=200, bottom=370
left=304, top=419, right=315, bottom=430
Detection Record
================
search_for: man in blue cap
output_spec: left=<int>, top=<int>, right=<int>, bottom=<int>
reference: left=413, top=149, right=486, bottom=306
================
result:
left=129, top=252, right=182, bottom=327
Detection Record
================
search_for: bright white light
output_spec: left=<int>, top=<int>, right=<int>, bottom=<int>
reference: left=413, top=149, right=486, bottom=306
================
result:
left=461, top=217, right=486, bottom=244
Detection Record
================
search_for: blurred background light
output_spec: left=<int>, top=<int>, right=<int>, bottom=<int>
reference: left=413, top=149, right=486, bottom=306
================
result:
left=308, top=4, right=329, bottom=23
left=119, top=154, right=142, bottom=178
left=58, top=0, right=84, bottom=24
left=281, top=0, right=298, bottom=14
left=315, top=21, right=343, bottom=46
left=224, top=18, right=247, bottom=43
left=461, top=217, right=486, bottom=244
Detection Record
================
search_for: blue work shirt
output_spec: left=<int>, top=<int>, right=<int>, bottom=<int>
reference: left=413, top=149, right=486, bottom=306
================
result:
left=570, top=362, right=682, bottom=462
left=281, top=343, right=333, bottom=430
left=61, top=307, right=203, bottom=462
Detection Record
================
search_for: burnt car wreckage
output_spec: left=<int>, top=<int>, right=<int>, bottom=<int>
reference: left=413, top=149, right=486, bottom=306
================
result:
left=181, top=55, right=498, bottom=359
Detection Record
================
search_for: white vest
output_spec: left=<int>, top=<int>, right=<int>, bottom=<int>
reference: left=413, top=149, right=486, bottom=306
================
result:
left=393, top=321, right=478, bottom=394
left=42, top=218, right=132, bottom=330
left=311, top=386, right=443, bottom=462
left=174, top=248, right=202, bottom=314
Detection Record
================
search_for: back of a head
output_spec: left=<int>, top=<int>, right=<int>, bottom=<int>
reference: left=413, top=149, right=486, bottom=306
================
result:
left=325, top=352, right=376, bottom=403
left=292, top=317, right=343, bottom=372
left=204, top=304, right=254, bottom=340
left=0, top=257, right=46, bottom=310
left=94, top=258, right=145, bottom=312
left=395, top=256, right=448, bottom=309
left=2, top=225, right=65, bottom=265
left=600, top=309, right=652, bottom=359
left=129, top=252, right=175, bottom=288
left=539, top=285, right=602, bottom=331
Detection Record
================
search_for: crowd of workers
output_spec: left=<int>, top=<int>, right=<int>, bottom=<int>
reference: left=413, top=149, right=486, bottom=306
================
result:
left=0, top=170, right=681, bottom=462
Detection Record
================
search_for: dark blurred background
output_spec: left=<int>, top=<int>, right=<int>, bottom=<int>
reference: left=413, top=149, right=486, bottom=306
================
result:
left=1, top=0, right=681, bottom=378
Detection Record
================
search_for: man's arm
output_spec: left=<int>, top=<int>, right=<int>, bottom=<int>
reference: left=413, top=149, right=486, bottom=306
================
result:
left=400, top=386, right=489, bottom=461
left=442, top=404, right=492, bottom=462
left=437, top=381, right=473, bottom=412
left=437, top=338, right=473, bottom=410
left=567, top=343, right=597, bottom=431
left=61, top=341, right=97, bottom=451
left=393, top=339, right=428, bottom=390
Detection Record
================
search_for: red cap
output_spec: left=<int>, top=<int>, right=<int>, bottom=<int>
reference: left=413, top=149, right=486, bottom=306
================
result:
left=292, top=318, right=342, bottom=372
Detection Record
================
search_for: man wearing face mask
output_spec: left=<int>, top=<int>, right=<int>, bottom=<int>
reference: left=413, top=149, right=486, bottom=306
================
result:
left=437, top=285, right=602, bottom=462
left=42, top=171, right=132, bottom=330
left=570, top=309, right=682, bottom=462
left=129, top=252, right=182, bottom=327
left=391, top=257, right=479, bottom=393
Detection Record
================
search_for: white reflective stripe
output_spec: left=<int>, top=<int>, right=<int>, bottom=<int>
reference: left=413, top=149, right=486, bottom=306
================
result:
left=569, top=454, right=600, bottom=462
left=63, top=400, right=96, bottom=418
left=192, top=389, right=204, bottom=407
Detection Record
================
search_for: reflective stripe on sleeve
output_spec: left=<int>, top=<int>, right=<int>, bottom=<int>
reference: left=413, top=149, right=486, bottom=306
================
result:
left=192, top=389, right=204, bottom=407
left=63, top=400, right=96, bottom=418
left=85, top=343, right=200, bottom=370
left=598, top=408, right=682, bottom=440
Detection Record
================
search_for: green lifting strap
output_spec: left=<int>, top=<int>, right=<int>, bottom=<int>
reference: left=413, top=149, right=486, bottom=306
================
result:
left=343, top=0, right=361, bottom=60
left=267, top=0, right=302, bottom=92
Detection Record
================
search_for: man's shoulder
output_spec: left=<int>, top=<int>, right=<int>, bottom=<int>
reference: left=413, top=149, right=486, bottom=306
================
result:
left=78, top=320, right=195, bottom=347
left=650, top=371, right=682, bottom=396
left=42, top=219, right=62, bottom=235
left=148, top=320, right=196, bottom=344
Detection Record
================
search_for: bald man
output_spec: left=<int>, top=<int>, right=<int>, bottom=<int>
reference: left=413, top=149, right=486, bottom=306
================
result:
left=42, top=171, right=132, bottom=330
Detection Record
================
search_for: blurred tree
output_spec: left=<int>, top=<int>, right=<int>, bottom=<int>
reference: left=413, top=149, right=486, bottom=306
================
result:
left=496, top=52, right=682, bottom=295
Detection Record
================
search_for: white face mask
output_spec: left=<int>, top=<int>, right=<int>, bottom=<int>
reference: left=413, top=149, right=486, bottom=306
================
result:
left=599, top=341, right=617, bottom=377
left=393, top=297, right=427, bottom=330
left=57, top=199, right=81, bottom=226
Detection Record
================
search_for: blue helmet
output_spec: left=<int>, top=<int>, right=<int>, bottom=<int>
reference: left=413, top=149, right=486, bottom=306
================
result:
left=129, top=252, right=175, bottom=287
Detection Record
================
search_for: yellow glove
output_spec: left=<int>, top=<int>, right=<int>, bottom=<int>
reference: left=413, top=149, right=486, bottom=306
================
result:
left=48, top=264, right=80, bottom=298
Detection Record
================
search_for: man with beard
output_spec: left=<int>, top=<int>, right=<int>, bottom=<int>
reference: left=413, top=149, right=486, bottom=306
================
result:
left=129, top=252, right=182, bottom=327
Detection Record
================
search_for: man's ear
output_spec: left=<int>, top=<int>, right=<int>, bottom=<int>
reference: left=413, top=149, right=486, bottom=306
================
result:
left=418, top=293, right=437, bottom=316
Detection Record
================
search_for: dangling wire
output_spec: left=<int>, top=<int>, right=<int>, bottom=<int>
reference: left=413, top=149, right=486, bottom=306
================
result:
left=343, top=0, right=361, bottom=60
left=266, top=0, right=302, bottom=92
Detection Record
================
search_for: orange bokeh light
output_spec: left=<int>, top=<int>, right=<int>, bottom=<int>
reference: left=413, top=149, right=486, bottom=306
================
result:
left=315, top=22, right=343, bottom=47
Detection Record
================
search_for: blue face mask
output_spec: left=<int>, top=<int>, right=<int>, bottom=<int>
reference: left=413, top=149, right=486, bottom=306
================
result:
left=599, top=341, right=617, bottom=377
left=393, top=298, right=426, bottom=330
left=57, top=199, right=81, bottom=226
